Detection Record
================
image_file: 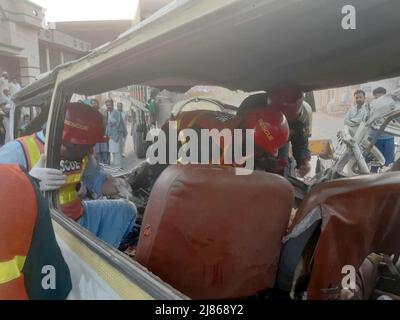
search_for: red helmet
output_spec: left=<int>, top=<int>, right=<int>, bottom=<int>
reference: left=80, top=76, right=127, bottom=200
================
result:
left=268, top=86, right=304, bottom=122
left=63, top=102, right=107, bottom=145
left=242, top=107, right=289, bottom=155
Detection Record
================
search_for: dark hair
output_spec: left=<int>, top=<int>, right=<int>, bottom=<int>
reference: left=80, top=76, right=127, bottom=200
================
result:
left=354, top=89, right=366, bottom=97
left=105, top=99, right=114, bottom=106
left=372, top=87, right=387, bottom=96
left=238, top=92, right=267, bottom=115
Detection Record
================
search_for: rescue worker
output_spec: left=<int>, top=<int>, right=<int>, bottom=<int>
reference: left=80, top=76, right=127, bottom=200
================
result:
left=0, top=102, right=136, bottom=249
left=0, top=164, right=72, bottom=300
left=268, top=86, right=312, bottom=177
left=238, top=87, right=312, bottom=177
left=165, top=107, right=289, bottom=170
left=129, top=106, right=290, bottom=190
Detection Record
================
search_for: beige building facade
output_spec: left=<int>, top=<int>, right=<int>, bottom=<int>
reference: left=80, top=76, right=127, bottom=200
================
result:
left=315, top=77, right=400, bottom=116
left=0, top=0, right=44, bottom=85
left=0, top=0, right=90, bottom=86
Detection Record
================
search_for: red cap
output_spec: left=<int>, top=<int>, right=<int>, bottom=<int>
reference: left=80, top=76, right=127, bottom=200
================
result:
left=242, top=107, right=289, bottom=155
left=63, top=102, right=107, bottom=145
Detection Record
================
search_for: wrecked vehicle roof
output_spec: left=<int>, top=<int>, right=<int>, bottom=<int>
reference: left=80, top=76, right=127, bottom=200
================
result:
left=17, top=0, right=400, bottom=99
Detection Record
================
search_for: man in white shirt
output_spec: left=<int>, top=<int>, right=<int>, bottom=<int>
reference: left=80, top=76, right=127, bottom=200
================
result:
left=106, top=100, right=127, bottom=169
left=9, top=79, right=22, bottom=96
left=344, top=89, right=368, bottom=136
left=0, top=88, right=12, bottom=143
left=0, top=72, right=9, bottom=97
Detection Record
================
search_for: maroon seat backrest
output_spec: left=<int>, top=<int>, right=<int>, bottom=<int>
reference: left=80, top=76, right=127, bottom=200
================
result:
left=289, top=172, right=400, bottom=299
left=136, top=164, right=294, bottom=299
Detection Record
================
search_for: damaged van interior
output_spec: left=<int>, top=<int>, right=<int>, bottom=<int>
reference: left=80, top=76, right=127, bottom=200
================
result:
left=10, top=0, right=400, bottom=300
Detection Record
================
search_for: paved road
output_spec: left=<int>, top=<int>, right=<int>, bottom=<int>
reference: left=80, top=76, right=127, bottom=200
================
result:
left=311, top=112, right=344, bottom=144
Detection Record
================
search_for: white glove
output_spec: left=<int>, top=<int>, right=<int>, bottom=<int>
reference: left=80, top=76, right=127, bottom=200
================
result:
left=29, top=154, right=66, bottom=191
left=112, top=178, right=134, bottom=201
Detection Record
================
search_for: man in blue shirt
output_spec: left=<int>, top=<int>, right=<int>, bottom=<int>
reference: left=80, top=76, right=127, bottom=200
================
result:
left=0, top=102, right=136, bottom=249
left=369, top=87, right=395, bottom=168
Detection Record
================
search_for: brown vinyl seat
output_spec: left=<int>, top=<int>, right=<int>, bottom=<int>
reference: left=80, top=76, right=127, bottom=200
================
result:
left=286, top=172, right=400, bottom=299
left=135, top=164, right=294, bottom=299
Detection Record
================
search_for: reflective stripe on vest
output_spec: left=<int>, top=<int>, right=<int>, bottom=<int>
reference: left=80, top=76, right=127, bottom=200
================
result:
left=17, top=134, right=88, bottom=220
left=0, top=256, right=26, bottom=285
left=17, top=134, right=44, bottom=171
left=59, top=157, right=88, bottom=205
left=0, top=165, right=37, bottom=299
left=59, top=157, right=88, bottom=220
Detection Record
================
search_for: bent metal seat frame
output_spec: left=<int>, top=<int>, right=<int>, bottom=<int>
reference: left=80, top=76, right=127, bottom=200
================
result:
left=278, top=172, right=400, bottom=299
